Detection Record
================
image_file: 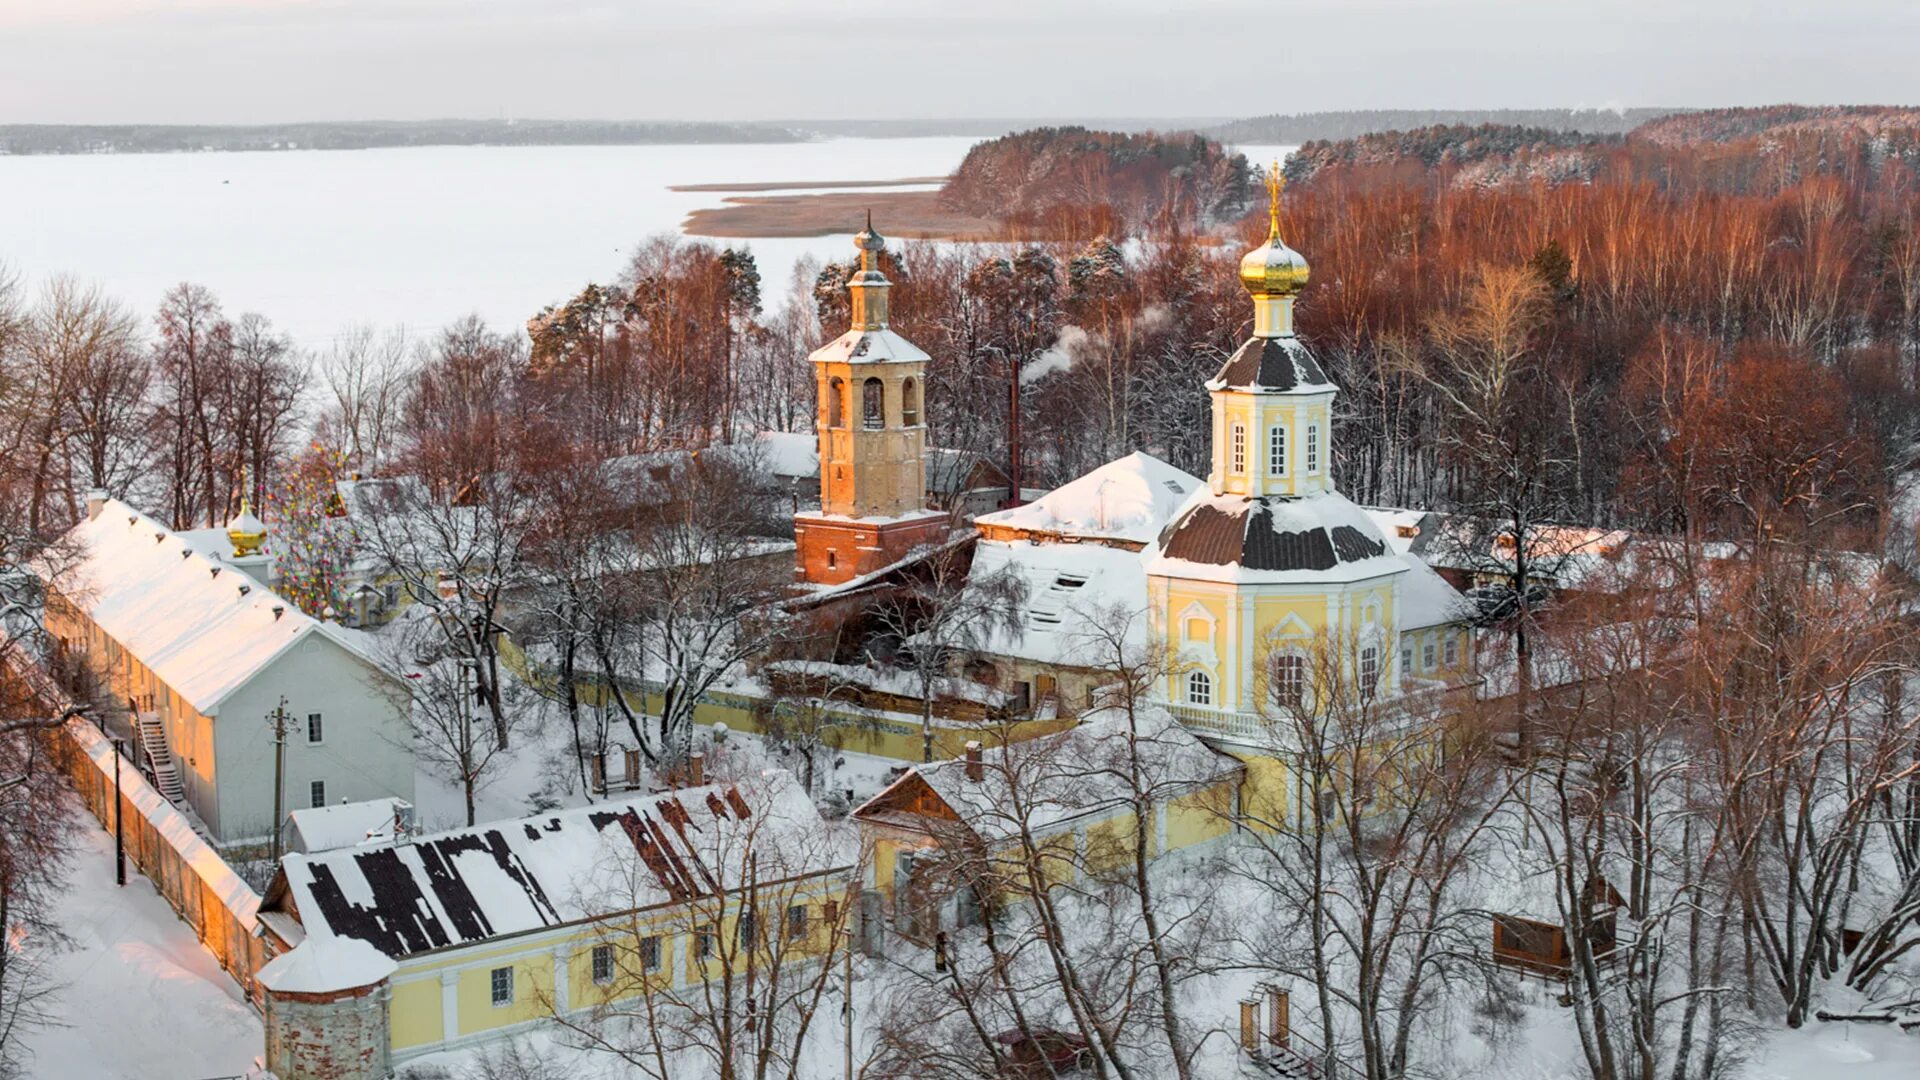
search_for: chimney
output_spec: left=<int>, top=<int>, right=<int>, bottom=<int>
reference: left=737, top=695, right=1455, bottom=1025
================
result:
left=86, top=488, right=108, bottom=521
left=963, top=741, right=983, bottom=782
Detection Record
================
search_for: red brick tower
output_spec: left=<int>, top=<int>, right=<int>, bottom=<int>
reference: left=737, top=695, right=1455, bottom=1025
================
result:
left=793, top=221, right=949, bottom=585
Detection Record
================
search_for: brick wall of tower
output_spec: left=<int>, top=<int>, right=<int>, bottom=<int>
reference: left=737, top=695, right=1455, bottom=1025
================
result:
left=263, top=980, right=392, bottom=1080
left=815, top=364, right=926, bottom=519
left=794, top=513, right=950, bottom=585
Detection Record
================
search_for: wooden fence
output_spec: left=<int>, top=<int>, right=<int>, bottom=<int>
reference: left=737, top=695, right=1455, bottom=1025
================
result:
left=56, top=714, right=268, bottom=1007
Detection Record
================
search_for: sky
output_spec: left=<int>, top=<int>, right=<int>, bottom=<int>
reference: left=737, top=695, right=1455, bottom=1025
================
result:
left=0, top=0, right=1916, bottom=125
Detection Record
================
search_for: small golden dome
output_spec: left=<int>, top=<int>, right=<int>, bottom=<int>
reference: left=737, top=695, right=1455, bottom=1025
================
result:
left=1240, top=237, right=1310, bottom=297
left=1241, top=162, right=1309, bottom=296
left=227, top=498, right=267, bottom=557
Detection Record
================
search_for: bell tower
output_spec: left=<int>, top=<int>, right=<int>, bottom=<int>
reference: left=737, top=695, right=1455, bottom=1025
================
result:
left=793, top=220, right=950, bottom=585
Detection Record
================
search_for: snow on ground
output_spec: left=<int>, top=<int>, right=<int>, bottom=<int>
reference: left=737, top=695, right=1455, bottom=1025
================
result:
left=18, top=804, right=262, bottom=1080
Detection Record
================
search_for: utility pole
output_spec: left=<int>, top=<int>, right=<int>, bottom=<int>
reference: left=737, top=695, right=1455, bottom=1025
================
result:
left=267, top=697, right=290, bottom=866
left=842, top=924, right=855, bottom=1080
left=112, top=735, right=125, bottom=886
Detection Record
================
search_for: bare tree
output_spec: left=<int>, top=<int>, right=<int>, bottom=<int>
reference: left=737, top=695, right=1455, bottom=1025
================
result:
left=866, top=534, right=1025, bottom=763
left=543, top=768, right=862, bottom=1080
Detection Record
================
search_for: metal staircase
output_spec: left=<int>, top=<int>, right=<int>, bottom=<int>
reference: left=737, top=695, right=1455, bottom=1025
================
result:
left=136, top=712, right=186, bottom=804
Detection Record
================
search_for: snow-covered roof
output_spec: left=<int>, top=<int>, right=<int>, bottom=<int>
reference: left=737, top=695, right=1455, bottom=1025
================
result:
left=50, top=500, right=394, bottom=715
left=286, top=798, right=413, bottom=855
left=968, top=539, right=1149, bottom=666
left=977, top=452, right=1200, bottom=547
left=753, top=431, right=820, bottom=480
left=855, top=707, right=1242, bottom=841
left=1397, top=553, right=1469, bottom=631
left=277, top=770, right=850, bottom=962
left=1145, top=489, right=1409, bottom=586
left=1362, top=507, right=1432, bottom=556
left=808, top=327, right=930, bottom=365
left=256, top=934, right=396, bottom=995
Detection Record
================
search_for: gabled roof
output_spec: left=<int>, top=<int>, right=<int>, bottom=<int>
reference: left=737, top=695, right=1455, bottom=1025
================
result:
left=275, top=771, right=848, bottom=962
left=977, top=452, right=1200, bottom=547
left=51, top=499, right=395, bottom=715
left=1207, top=335, right=1333, bottom=394
left=853, top=708, right=1242, bottom=842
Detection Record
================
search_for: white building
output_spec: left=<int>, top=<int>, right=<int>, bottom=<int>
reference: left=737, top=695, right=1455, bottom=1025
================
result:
left=43, top=496, right=415, bottom=850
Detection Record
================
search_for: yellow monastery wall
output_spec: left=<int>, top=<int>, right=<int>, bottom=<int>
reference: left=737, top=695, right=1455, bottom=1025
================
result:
left=386, top=875, right=852, bottom=1056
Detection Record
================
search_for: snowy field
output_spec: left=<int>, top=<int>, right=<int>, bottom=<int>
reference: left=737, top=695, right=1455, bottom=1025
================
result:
left=18, top=804, right=263, bottom=1080
left=0, top=137, right=1296, bottom=349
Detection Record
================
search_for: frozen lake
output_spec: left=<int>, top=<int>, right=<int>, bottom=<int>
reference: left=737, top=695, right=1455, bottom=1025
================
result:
left=0, top=137, right=1294, bottom=348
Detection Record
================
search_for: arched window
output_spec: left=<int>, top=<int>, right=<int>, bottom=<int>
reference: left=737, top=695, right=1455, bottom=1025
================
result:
left=862, top=377, right=885, bottom=430
left=1268, top=424, right=1287, bottom=476
left=827, top=377, right=845, bottom=427
left=1306, top=422, right=1320, bottom=475
left=1230, top=423, right=1247, bottom=475
left=1271, top=653, right=1305, bottom=710
left=1186, top=670, right=1213, bottom=706
left=1359, top=645, right=1380, bottom=702
left=901, top=377, right=920, bottom=426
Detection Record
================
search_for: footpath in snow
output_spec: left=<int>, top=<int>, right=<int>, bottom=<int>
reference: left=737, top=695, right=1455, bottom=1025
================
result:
left=17, top=805, right=262, bottom=1080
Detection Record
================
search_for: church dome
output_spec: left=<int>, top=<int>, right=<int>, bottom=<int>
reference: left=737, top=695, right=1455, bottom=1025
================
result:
left=1152, top=491, right=1399, bottom=579
left=1239, top=236, right=1310, bottom=297
left=227, top=499, right=267, bottom=557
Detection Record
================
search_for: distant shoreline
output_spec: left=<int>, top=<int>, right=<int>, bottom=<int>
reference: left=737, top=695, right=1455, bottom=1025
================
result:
left=682, top=189, right=995, bottom=240
left=670, top=176, right=948, bottom=193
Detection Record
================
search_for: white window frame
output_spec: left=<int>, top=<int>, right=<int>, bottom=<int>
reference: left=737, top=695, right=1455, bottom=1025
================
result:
left=640, top=935, right=662, bottom=973
left=1268, top=424, right=1287, bottom=476
left=1306, top=423, right=1320, bottom=475
left=1359, top=646, right=1380, bottom=701
left=1444, top=635, right=1460, bottom=667
left=1272, top=653, right=1305, bottom=710
left=590, top=944, right=614, bottom=985
left=306, top=712, right=323, bottom=744
left=490, top=965, right=514, bottom=1007
left=1422, top=638, right=1437, bottom=671
left=1186, top=670, right=1213, bottom=707
left=1230, top=423, right=1247, bottom=475
left=309, top=779, right=326, bottom=809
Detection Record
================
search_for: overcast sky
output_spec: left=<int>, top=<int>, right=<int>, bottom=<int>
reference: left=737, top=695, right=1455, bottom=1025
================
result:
left=0, top=0, right=1915, bottom=125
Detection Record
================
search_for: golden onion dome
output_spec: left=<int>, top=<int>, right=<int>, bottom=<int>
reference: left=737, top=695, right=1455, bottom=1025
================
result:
left=1241, top=163, right=1309, bottom=297
left=227, top=498, right=267, bottom=557
left=1239, top=235, right=1310, bottom=297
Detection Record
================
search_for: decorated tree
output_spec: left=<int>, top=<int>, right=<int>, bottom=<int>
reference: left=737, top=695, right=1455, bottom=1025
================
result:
left=267, top=442, right=356, bottom=620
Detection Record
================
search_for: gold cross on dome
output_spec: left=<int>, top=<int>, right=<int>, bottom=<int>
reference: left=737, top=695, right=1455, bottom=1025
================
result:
left=1266, top=161, right=1284, bottom=240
